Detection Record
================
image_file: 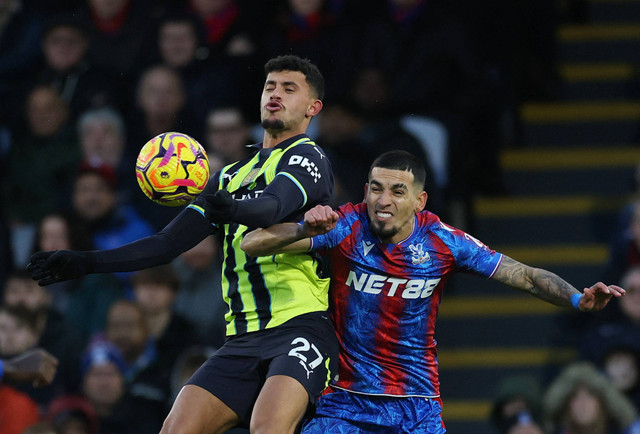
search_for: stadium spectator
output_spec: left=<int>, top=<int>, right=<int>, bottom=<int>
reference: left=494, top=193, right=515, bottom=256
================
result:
left=582, top=266, right=640, bottom=355
left=128, top=64, right=198, bottom=146
left=131, top=265, right=202, bottom=370
left=0, top=303, right=63, bottom=410
left=29, top=14, right=123, bottom=120
left=153, top=12, right=240, bottom=125
left=80, top=340, right=160, bottom=434
left=580, top=266, right=640, bottom=410
left=203, top=106, right=253, bottom=172
left=356, top=0, right=478, bottom=116
left=46, top=394, right=99, bottom=434
left=0, top=304, right=42, bottom=362
left=0, top=0, right=44, bottom=127
left=605, top=162, right=640, bottom=278
left=73, top=0, right=155, bottom=80
left=3, top=271, right=83, bottom=401
left=68, top=162, right=155, bottom=286
left=0, top=347, right=58, bottom=434
left=601, top=346, right=640, bottom=412
left=355, top=0, right=506, bottom=204
left=100, top=300, right=172, bottom=425
left=126, top=65, right=202, bottom=229
left=4, top=85, right=80, bottom=267
left=544, top=361, right=638, bottom=434
left=31, top=212, right=124, bottom=344
left=604, top=201, right=640, bottom=285
left=76, top=106, right=141, bottom=205
left=171, top=235, right=227, bottom=347
left=0, top=380, right=41, bottom=434
left=188, top=0, right=260, bottom=60
left=490, top=374, right=545, bottom=434
left=316, top=97, right=442, bottom=213
left=315, top=99, right=376, bottom=205
left=261, top=0, right=358, bottom=102
left=187, top=0, right=266, bottom=112
left=78, top=107, right=127, bottom=170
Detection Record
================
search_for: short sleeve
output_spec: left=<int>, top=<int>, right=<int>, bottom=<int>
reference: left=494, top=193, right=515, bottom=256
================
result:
left=310, top=203, right=357, bottom=252
left=435, top=221, right=503, bottom=278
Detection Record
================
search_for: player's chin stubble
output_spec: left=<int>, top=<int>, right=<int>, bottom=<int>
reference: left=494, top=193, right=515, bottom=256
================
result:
left=370, top=221, right=399, bottom=242
left=261, top=119, right=285, bottom=130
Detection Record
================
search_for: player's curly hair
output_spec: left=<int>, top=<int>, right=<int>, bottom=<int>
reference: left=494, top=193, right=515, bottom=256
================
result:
left=264, top=55, right=324, bottom=100
left=369, top=150, right=427, bottom=189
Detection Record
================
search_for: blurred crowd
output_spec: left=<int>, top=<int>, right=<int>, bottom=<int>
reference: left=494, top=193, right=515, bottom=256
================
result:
left=489, top=165, right=640, bottom=433
left=5, top=0, right=638, bottom=433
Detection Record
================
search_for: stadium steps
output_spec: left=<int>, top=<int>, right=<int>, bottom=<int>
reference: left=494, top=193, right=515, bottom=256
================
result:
left=559, top=63, right=640, bottom=100
left=439, top=1, right=640, bottom=432
left=520, top=101, right=640, bottom=146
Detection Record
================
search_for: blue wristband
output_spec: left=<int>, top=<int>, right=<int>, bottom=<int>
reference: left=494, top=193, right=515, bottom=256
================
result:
left=0, top=359, right=4, bottom=380
left=571, top=293, right=582, bottom=310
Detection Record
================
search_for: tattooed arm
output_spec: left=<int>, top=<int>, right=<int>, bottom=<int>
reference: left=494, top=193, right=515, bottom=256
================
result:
left=491, top=255, right=626, bottom=312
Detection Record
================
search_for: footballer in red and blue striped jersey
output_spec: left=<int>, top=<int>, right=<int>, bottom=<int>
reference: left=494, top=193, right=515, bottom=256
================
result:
left=239, top=151, right=621, bottom=433
left=310, top=202, right=502, bottom=400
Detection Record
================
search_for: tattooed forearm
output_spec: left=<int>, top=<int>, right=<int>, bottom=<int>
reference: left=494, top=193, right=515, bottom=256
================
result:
left=492, top=256, right=577, bottom=307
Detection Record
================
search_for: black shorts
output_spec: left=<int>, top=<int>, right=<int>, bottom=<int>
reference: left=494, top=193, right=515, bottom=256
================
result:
left=186, top=311, right=338, bottom=425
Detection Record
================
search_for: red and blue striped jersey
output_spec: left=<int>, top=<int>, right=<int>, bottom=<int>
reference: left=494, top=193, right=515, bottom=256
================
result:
left=310, top=202, right=503, bottom=398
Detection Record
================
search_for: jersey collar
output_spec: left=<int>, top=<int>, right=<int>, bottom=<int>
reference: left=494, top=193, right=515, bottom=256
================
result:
left=248, top=134, right=310, bottom=151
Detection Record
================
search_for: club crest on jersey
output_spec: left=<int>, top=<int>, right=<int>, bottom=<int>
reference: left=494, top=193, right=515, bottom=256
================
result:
left=408, top=243, right=430, bottom=264
left=288, top=155, right=321, bottom=183
left=240, top=168, right=261, bottom=187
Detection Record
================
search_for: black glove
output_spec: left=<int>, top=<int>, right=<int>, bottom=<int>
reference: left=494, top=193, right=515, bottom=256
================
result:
left=26, top=250, right=93, bottom=286
left=204, top=190, right=238, bottom=224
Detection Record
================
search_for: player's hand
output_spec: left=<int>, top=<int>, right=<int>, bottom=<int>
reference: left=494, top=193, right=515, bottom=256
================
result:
left=26, top=250, right=92, bottom=286
left=577, top=282, right=626, bottom=312
left=303, top=205, right=338, bottom=237
left=204, top=190, right=238, bottom=224
left=5, top=348, right=59, bottom=387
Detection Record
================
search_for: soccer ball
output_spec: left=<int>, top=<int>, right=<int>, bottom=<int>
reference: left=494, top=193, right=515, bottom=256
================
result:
left=135, top=132, right=210, bottom=206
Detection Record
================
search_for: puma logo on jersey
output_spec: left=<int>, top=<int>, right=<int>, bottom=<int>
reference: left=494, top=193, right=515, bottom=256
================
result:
left=222, top=171, right=237, bottom=181
left=288, top=155, right=321, bottom=183
left=312, top=146, right=325, bottom=159
left=346, top=271, right=440, bottom=299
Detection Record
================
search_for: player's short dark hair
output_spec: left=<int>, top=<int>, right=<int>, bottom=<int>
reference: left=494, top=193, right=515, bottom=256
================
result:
left=369, top=150, right=426, bottom=189
left=264, top=55, right=324, bottom=100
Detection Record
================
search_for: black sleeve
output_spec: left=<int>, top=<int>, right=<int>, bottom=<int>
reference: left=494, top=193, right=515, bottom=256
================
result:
left=230, top=143, right=333, bottom=227
left=91, top=208, right=215, bottom=273
left=231, top=176, right=305, bottom=227
left=275, top=143, right=334, bottom=206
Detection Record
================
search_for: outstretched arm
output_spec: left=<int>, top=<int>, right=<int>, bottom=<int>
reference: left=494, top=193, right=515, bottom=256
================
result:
left=3, top=348, right=59, bottom=387
left=492, top=256, right=625, bottom=312
left=241, top=205, right=338, bottom=257
left=27, top=208, right=214, bottom=286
